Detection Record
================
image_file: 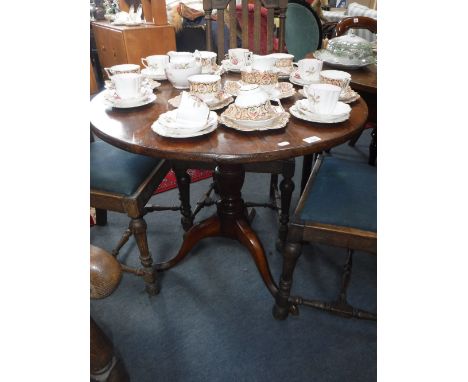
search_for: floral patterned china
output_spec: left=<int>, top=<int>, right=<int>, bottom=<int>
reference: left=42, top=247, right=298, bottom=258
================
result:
left=105, top=78, right=160, bottom=91
left=314, top=33, right=376, bottom=69
left=168, top=92, right=234, bottom=111
left=290, top=99, right=350, bottom=124
left=165, top=62, right=202, bottom=89
left=152, top=92, right=218, bottom=138
left=298, top=86, right=360, bottom=104
left=152, top=109, right=218, bottom=138
left=220, top=105, right=290, bottom=132
left=187, top=74, right=222, bottom=102
left=240, top=67, right=279, bottom=86
left=289, top=69, right=320, bottom=86
left=141, top=67, right=167, bottom=81
left=103, top=87, right=156, bottom=109
left=224, top=80, right=295, bottom=100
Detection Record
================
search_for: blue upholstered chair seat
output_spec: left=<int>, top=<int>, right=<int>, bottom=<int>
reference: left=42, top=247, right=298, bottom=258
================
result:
left=300, top=157, right=376, bottom=232
left=91, top=141, right=163, bottom=196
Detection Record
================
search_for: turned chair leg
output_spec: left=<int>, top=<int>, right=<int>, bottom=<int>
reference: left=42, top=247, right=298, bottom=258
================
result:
left=273, top=241, right=303, bottom=320
left=130, top=216, right=160, bottom=296
left=276, top=175, right=295, bottom=252
left=270, top=174, right=279, bottom=202
left=174, top=167, right=194, bottom=231
left=369, top=127, right=377, bottom=166
left=95, top=208, right=108, bottom=226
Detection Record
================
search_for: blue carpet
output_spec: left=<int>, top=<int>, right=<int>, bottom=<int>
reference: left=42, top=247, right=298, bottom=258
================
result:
left=91, top=129, right=376, bottom=381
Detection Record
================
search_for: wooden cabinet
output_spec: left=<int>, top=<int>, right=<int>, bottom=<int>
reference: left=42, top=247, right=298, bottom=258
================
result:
left=92, top=20, right=176, bottom=78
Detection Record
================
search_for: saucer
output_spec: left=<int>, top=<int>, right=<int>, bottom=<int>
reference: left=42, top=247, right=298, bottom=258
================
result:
left=224, top=80, right=296, bottom=100
left=298, top=87, right=360, bottom=104
left=220, top=105, right=290, bottom=132
left=112, top=20, right=144, bottom=26
left=103, top=90, right=156, bottom=109
left=168, top=92, right=234, bottom=111
left=221, top=59, right=250, bottom=73
left=105, top=78, right=161, bottom=91
left=275, top=66, right=294, bottom=79
left=142, top=68, right=167, bottom=81
left=339, top=87, right=361, bottom=103
left=290, top=99, right=350, bottom=123
left=289, top=70, right=321, bottom=87
left=152, top=109, right=218, bottom=138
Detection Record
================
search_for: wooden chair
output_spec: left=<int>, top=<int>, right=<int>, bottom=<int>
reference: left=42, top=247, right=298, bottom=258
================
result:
left=90, top=79, right=179, bottom=295
left=91, top=140, right=173, bottom=295
left=273, top=155, right=376, bottom=320
left=335, top=16, right=377, bottom=155
left=204, top=0, right=288, bottom=59
left=335, top=15, right=377, bottom=37
left=177, top=0, right=294, bottom=251
left=284, top=0, right=322, bottom=61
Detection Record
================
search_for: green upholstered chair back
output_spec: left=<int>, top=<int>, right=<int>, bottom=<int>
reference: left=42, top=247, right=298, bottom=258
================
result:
left=285, top=2, right=322, bottom=61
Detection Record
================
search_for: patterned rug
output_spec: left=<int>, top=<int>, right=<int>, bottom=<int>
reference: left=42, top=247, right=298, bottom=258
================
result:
left=154, top=169, right=213, bottom=194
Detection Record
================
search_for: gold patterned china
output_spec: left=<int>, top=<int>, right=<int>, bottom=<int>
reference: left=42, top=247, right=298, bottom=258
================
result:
left=224, top=80, right=295, bottom=100
left=319, top=70, right=351, bottom=96
left=241, top=68, right=279, bottom=86
left=168, top=91, right=234, bottom=111
left=188, top=74, right=222, bottom=102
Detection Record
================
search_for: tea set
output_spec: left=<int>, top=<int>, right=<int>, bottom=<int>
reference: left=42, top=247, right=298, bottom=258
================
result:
left=103, top=46, right=362, bottom=136
left=152, top=92, right=218, bottom=138
left=219, top=84, right=290, bottom=132
left=103, top=68, right=157, bottom=109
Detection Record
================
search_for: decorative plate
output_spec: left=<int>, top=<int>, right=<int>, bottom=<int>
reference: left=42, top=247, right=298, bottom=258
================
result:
left=314, top=49, right=375, bottom=70
left=220, top=106, right=290, bottom=132
left=290, top=100, right=350, bottom=124
left=151, top=110, right=218, bottom=138
left=298, top=87, right=360, bottom=104
left=105, top=78, right=161, bottom=91
left=168, top=92, right=234, bottom=111
left=103, top=91, right=156, bottom=109
left=224, top=80, right=296, bottom=100
left=289, top=70, right=320, bottom=87
left=221, top=59, right=250, bottom=73
left=141, top=68, right=167, bottom=81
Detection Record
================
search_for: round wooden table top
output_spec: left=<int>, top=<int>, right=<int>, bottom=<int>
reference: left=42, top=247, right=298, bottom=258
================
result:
left=345, top=64, right=376, bottom=95
left=90, top=73, right=368, bottom=164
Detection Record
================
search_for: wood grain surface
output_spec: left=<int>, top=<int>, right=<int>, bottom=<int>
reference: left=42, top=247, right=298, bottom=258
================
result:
left=90, top=73, right=368, bottom=164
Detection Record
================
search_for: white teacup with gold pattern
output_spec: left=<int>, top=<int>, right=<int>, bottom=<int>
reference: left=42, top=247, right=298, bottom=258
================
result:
left=293, top=59, right=322, bottom=82
left=223, top=84, right=274, bottom=124
left=270, top=53, right=295, bottom=74
left=319, top=70, right=351, bottom=96
left=304, top=83, right=341, bottom=114
left=104, top=64, right=140, bottom=79
left=188, top=74, right=222, bottom=103
left=112, top=73, right=143, bottom=100
left=141, top=55, right=169, bottom=74
left=194, top=50, right=218, bottom=74
left=241, top=68, right=279, bottom=87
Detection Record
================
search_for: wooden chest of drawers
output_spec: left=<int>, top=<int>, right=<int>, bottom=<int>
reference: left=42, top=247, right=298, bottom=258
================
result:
left=91, top=20, right=176, bottom=78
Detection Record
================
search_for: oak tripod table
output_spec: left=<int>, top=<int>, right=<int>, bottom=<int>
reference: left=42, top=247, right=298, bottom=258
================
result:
left=90, top=73, right=368, bottom=298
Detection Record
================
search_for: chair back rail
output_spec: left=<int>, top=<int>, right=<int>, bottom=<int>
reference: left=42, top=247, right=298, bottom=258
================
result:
left=119, top=0, right=169, bottom=25
left=203, top=0, right=287, bottom=61
left=335, top=16, right=377, bottom=37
